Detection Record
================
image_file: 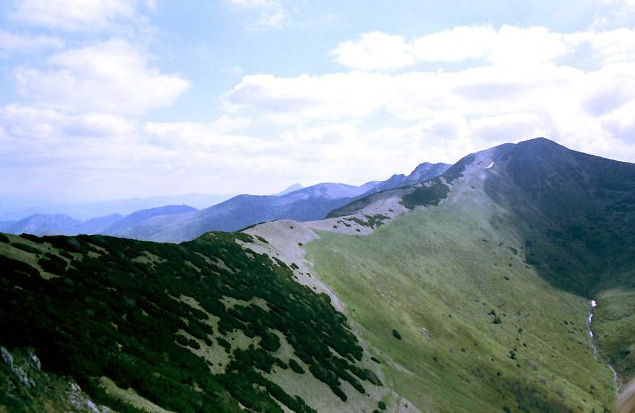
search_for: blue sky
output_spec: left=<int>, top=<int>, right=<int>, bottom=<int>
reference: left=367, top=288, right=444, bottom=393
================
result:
left=1, top=0, right=635, bottom=206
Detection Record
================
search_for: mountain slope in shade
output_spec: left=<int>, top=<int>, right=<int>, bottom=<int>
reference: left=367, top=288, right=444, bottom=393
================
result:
left=483, top=138, right=635, bottom=294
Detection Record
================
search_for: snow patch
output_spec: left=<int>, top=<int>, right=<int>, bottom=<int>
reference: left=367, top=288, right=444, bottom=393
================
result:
left=485, top=162, right=495, bottom=169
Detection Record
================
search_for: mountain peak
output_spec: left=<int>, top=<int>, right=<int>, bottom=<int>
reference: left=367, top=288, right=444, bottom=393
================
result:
left=274, top=183, right=304, bottom=196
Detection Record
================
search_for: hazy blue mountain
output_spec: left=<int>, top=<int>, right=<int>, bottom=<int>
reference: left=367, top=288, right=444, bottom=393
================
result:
left=103, top=205, right=197, bottom=236
left=0, top=221, right=16, bottom=232
left=1, top=193, right=233, bottom=221
left=116, top=183, right=378, bottom=242
left=80, top=213, right=123, bottom=234
left=3, top=162, right=449, bottom=241
left=5, top=214, right=83, bottom=236
left=273, top=183, right=304, bottom=195
left=3, top=206, right=197, bottom=238
left=120, top=164, right=450, bottom=242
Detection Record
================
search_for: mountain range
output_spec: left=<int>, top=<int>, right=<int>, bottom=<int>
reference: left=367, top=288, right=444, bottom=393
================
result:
left=0, top=193, right=237, bottom=222
left=1, top=138, right=633, bottom=412
left=0, top=162, right=450, bottom=242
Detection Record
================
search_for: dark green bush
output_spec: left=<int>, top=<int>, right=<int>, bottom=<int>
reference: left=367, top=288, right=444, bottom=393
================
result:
left=11, top=242, right=40, bottom=254
left=289, top=358, right=305, bottom=374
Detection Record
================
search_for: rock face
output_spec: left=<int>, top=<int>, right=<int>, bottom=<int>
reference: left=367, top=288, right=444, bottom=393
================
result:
left=1, top=346, right=108, bottom=411
left=2, top=346, right=34, bottom=389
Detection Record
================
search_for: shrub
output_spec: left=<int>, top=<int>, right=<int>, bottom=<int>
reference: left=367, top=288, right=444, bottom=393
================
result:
left=289, top=358, right=305, bottom=374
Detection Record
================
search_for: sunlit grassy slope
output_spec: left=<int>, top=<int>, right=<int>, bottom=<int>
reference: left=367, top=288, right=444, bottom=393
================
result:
left=306, top=184, right=616, bottom=412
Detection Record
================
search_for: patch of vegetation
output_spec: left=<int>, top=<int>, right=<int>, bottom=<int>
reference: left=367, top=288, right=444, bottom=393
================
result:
left=254, top=235, right=269, bottom=244
left=345, top=214, right=390, bottom=228
left=10, top=242, right=40, bottom=254
left=288, top=358, right=304, bottom=374
left=400, top=179, right=450, bottom=210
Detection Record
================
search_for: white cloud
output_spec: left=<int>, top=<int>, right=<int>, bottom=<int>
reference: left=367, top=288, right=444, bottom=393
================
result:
left=332, top=25, right=624, bottom=70
left=225, top=65, right=582, bottom=124
left=224, top=25, right=635, bottom=163
left=410, top=26, right=494, bottom=63
left=0, top=105, right=246, bottom=200
left=15, top=39, right=190, bottom=115
left=9, top=0, right=148, bottom=32
left=0, top=29, right=64, bottom=53
left=4, top=17, right=635, bottom=202
left=582, top=28, right=635, bottom=63
left=333, top=32, right=416, bottom=70
left=0, top=104, right=137, bottom=142
left=224, top=72, right=393, bottom=123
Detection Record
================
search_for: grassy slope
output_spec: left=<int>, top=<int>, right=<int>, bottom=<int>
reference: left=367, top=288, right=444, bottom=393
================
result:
left=306, top=183, right=616, bottom=412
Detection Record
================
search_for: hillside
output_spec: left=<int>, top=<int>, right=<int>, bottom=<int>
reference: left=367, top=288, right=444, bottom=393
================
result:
left=0, top=231, right=401, bottom=412
left=1, top=138, right=633, bottom=412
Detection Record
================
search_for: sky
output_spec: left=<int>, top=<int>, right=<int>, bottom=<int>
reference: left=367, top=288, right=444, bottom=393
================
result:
left=1, top=0, right=635, bottom=205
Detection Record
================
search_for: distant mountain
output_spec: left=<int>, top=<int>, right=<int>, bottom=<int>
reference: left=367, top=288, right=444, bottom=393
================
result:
left=1, top=163, right=449, bottom=241
left=102, top=205, right=197, bottom=236
left=2, top=206, right=198, bottom=238
left=0, top=221, right=16, bottom=232
left=80, top=213, right=123, bottom=234
left=4, top=214, right=83, bottom=236
left=1, top=193, right=233, bottom=221
left=115, top=183, right=380, bottom=242
left=273, top=183, right=304, bottom=196
left=118, top=163, right=450, bottom=242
